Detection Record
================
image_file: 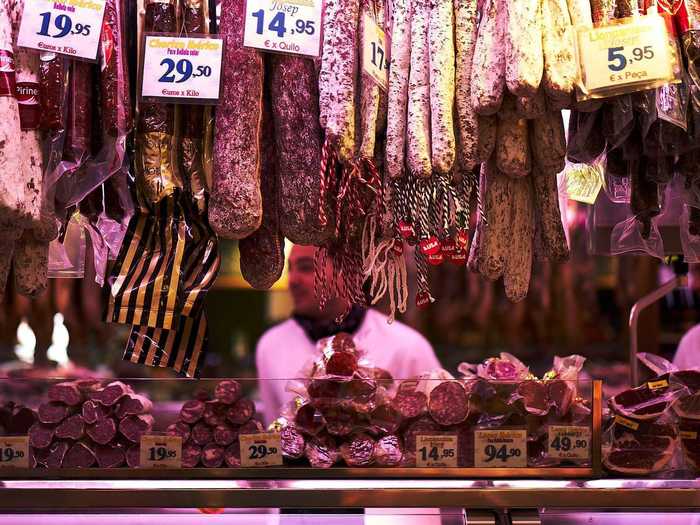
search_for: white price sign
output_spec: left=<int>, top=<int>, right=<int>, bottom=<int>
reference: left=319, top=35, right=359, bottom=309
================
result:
left=243, top=0, right=323, bottom=57
left=474, top=429, right=527, bottom=468
left=0, top=437, right=29, bottom=469
left=139, top=435, right=182, bottom=468
left=141, top=36, right=223, bottom=104
left=547, top=426, right=591, bottom=460
left=565, top=163, right=603, bottom=204
left=16, top=0, right=106, bottom=61
left=576, top=14, right=676, bottom=95
left=240, top=432, right=283, bottom=467
left=415, top=434, right=458, bottom=468
left=361, top=12, right=389, bottom=91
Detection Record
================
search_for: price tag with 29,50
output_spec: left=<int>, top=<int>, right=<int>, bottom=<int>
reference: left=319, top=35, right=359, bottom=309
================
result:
left=240, top=432, right=283, bottom=467
left=140, top=36, right=224, bottom=104
left=576, top=14, right=677, bottom=97
left=243, top=0, right=323, bottom=57
left=474, top=429, right=527, bottom=468
left=16, top=0, right=106, bottom=61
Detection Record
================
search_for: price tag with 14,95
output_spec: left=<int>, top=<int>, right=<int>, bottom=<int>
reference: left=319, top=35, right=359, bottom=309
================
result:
left=416, top=434, right=458, bottom=468
left=547, top=426, right=591, bottom=460
left=140, top=36, right=223, bottom=104
left=0, top=437, right=29, bottom=469
left=361, top=12, right=389, bottom=91
left=139, top=435, right=182, bottom=468
left=240, top=432, right=283, bottom=467
left=16, top=0, right=106, bottom=61
left=243, top=0, right=323, bottom=57
left=576, top=13, right=677, bottom=97
left=474, top=429, right=527, bottom=468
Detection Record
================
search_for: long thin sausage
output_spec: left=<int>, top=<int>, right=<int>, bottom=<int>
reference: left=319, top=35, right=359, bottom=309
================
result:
left=471, top=0, right=505, bottom=115
left=505, top=0, right=542, bottom=97
left=503, top=176, right=534, bottom=302
left=541, top=0, right=576, bottom=109
left=454, top=0, right=479, bottom=171
left=407, top=0, right=432, bottom=178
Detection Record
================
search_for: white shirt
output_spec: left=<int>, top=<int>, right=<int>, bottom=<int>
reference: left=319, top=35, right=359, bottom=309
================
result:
left=674, top=324, right=700, bottom=370
left=255, top=309, right=441, bottom=424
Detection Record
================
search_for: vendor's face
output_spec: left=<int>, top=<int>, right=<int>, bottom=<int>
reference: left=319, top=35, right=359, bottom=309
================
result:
left=288, top=245, right=320, bottom=317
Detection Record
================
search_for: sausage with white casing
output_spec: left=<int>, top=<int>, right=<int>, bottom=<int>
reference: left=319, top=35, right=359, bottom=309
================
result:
left=503, top=176, right=534, bottom=302
left=407, top=0, right=432, bottom=177
left=359, top=0, right=383, bottom=161
left=541, top=0, right=577, bottom=109
left=385, top=0, right=412, bottom=178
left=454, top=0, right=479, bottom=170
left=496, top=96, right=531, bottom=178
left=471, top=0, right=505, bottom=115
left=505, top=0, right=542, bottom=97
left=428, top=0, right=455, bottom=173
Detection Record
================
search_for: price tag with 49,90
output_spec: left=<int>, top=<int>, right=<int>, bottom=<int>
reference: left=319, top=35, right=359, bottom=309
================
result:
left=0, top=437, right=29, bottom=469
left=243, top=0, right=323, bottom=57
left=16, top=0, right=107, bottom=61
left=547, top=426, right=591, bottom=460
left=240, top=432, right=283, bottom=467
left=576, top=13, right=677, bottom=97
left=474, top=429, right=527, bottom=468
left=139, top=434, right=182, bottom=468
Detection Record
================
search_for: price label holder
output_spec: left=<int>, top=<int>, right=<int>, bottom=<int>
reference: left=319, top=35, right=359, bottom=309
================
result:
left=361, top=12, right=389, bottom=91
left=139, top=434, right=182, bottom=468
left=243, top=0, right=323, bottom=57
left=474, top=429, right=527, bottom=468
left=0, top=436, right=29, bottom=469
left=240, top=432, right=283, bottom=467
left=140, top=34, right=224, bottom=105
left=415, top=434, right=458, bottom=468
left=575, top=13, right=680, bottom=100
left=16, top=0, right=107, bottom=61
left=565, top=163, right=603, bottom=204
left=547, top=425, right=591, bottom=460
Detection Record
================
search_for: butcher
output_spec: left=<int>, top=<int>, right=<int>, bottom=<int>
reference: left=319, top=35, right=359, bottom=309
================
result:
left=255, top=244, right=441, bottom=424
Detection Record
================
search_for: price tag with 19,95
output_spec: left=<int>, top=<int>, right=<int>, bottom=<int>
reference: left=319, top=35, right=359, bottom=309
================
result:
left=243, top=0, right=323, bottom=57
left=139, top=434, right=182, bottom=468
left=416, top=434, right=458, bottom=468
left=140, top=36, right=224, bottom=104
left=576, top=13, right=676, bottom=96
left=474, top=429, right=527, bottom=468
left=16, top=0, right=107, bottom=61
left=240, top=432, right=283, bottom=467
left=547, top=426, right=591, bottom=460
left=361, top=12, right=389, bottom=91
left=0, top=437, right=29, bottom=469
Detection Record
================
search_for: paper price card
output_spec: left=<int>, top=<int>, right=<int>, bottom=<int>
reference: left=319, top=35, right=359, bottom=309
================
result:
left=361, top=12, right=389, bottom=91
left=474, top=429, right=527, bottom=468
left=576, top=14, right=677, bottom=96
left=16, top=0, right=107, bottom=61
left=240, top=432, right=283, bottom=467
left=416, top=434, right=458, bottom=468
left=140, top=435, right=182, bottom=468
left=243, top=0, right=323, bottom=57
left=547, top=426, right=591, bottom=460
left=0, top=437, right=29, bottom=469
left=141, top=36, right=223, bottom=104
left=565, top=163, right=603, bottom=204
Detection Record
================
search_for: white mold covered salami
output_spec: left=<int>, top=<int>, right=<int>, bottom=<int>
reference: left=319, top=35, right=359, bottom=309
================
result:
left=541, top=0, right=577, bottom=109
left=503, top=176, right=534, bottom=302
left=496, top=96, right=531, bottom=178
left=505, top=0, right=543, bottom=98
left=359, top=0, right=382, bottom=161
left=454, top=0, right=479, bottom=171
left=14, top=230, right=49, bottom=298
left=407, top=0, right=432, bottom=177
left=471, top=0, right=505, bottom=116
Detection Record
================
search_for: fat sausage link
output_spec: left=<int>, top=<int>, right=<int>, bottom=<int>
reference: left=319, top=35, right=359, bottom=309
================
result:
left=503, top=176, right=534, bottom=302
left=471, top=0, right=505, bottom=115
left=505, top=0, right=542, bottom=97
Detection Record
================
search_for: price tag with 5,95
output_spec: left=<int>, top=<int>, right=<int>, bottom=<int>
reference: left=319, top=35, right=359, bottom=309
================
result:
left=576, top=14, right=676, bottom=96
left=243, top=0, right=323, bottom=57
left=240, top=432, right=283, bottom=467
left=140, top=36, right=224, bottom=104
left=16, top=0, right=106, bottom=61
left=361, top=12, right=389, bottom=91
left=0, top=437, right=29, bottom=469
left=474, top=429, right=527, bottom=468
left=415, top=434, right=458, bottom=468
left=547, top=426, right=591, bottom=460
left=139, top=435, right=182, bottom=468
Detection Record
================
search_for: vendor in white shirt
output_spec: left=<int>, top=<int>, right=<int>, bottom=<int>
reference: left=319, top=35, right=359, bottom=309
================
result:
left=256, top=244, right=441, bottom=424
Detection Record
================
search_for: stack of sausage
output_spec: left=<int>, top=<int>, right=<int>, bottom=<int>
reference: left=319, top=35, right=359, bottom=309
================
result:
left=167, top=380, right=264, bottom=468
left=29, top=380, right=154, bottom=468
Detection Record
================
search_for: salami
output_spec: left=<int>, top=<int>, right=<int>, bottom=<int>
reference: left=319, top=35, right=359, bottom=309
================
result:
left=531, top=110, right=567, bottom=174
left=392, top=382, right=428, bottom=419
left=454, top=0, right=479, bottom=170
left=114, top=394, right=153, bottom=419
left=90, top=381, right=131, bottom=406
left=213, top=424, right=238, bottom=446
left=428, top=381, right=469, bottom=425
left=541, top=0, right=576, bottom=109
left=428, top=0, right=456, bottom=174
left=55, top=414, right=85, bottom=440
left=48, top=382, right=83, bottom=406
left=180, top=400, right=205, bottom=424
left=471, top=0, right=505, bottom=115
left=503, top=176, right=534, bottom=302
left=477, top=115, right=497, bottom=163
left=402, top=417, right=440, bottom=453
left=191, top=421, right=213, bottom=445
left=496, top=96, right=532, bottom=178
left=359, top=0, right=382, bottom=161
left=370, top=404, right=402, bottom=434
left=38, top=402, right=71, bottom=425
left=505, top=0, right=542, bottom=97
left=305, top=435, right=340, bottom=468
left=224, top=441, right=240, bottom=467
left=166, top=421, right=191, bottom=442
left=182, top=441, right=202, bottom=467
left=214, top=380, right=242, bottom=405
left=203, top=401, right=227, bottom=427
left=478, top=160, right=510, bottom=281
left=125, top=445, right=140, bottom=467
left=226, top=398, right=255, bottom=425
left=14, top=231, right=49, bottom=298
left=82, top=400, right=109, bottom=424
left=566, top=0, right=593, bottom=26
left=87, top=417, right=117, bottom=445
left=45, top=441, right=70, bottom=469
left=385, top=0, right=411, bottom=178
left=63, top=442, right=96, bottom=468
left=280, top=426, right=306, bottom=459
left=100, top=0, right=131, bottom=138
left=29, top=422, right=55, bottom=449
left=373, top=435, right=404, bottom=466
left=340, top=433, right=375, bottom=466
left=95, top=444, right=125, bottom=468
left=201, top=443, right=225, bottom=467
left=532, top=165, right=569, bottom=262
left=240, top=419, right=264, bottom=435
left=516, top=89, right=546, bottom=120
left=38, top=53, right=65, bottom=132
left=407, top=0, right=432, bottom=178
left=211, top=0, right=263, bottom=239
left=118, top=414, right=153, bottom=443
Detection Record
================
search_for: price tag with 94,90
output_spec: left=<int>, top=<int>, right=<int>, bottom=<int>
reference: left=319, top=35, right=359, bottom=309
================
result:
left=140, top=35, right=224, bottom=104
left=547, top=426, right=591, bottom=460
left=243, top=0, right=323, bottom=57
left=240, top=432, right=283, bottom=467
left=139, top=434, right=182, bottom=468
left=0, top=437, right=29, bottom=469
left=16, top=0, right=107, bottom=61
left=416, top=434, right=458, bottom=468
left=474, top=429, right=527, bottom=468
left=361, top=12, right=389, bottom=91
left=575, top=13, right=678, bottom=98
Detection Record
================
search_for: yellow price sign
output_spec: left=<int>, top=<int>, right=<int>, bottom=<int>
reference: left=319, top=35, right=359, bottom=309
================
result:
left=415, top=434, right=458, bottom=468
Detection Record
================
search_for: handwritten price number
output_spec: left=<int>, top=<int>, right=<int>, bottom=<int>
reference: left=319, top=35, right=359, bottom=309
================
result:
left=608, top=45, right=655, bottom=72
left=36, top=12, right=90, bottom=38
left=550, top=436, right=588, bottom=453
left=158, top=59, right=212, bottom=84
left=148, top=446, right=177, bottom=462
left=370, top=41, right=388, bottom=72
left=251, top=10, right=316, bottom=37
left=248, top=443, right=278, bottom=460
left=483, top=444, right=521, bottom=463
left=418, top=445, right=455, bottom=462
